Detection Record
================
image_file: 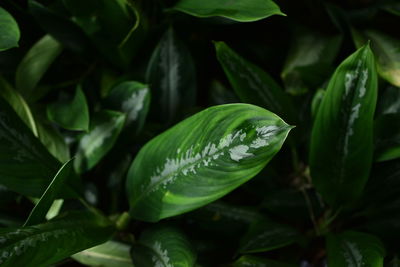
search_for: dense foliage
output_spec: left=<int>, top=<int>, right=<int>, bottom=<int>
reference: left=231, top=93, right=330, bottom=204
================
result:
left=1, top=0, right=400, bottom=266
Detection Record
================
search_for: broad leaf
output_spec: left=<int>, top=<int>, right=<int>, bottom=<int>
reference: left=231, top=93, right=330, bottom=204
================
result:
left=15, top=34, right=62, bottom=100
left=309, top=44, right=377, bottom=206
left=0, top=7, right=20, bottom=51
left=105, top=81, right=150, bottom=134
left=24, top=159, right=73, bottom=226
left=127, top=104, right=292, bottom=222
left=172, top=0, right=285, bottom=22
left=74, top=110, right=125, bottom=173
left=0, top=211, right=114, bottom=266
left=73, top=240, right=133, bottom=267
left=146, top=28, right=196, bottom=123
left=215, top=42, right=296, bottom=123
left=327, top=231, right=385, bottom=267
left=131, top=226, right=196, bottom=267
left=353, top=29, right=400, bottom=87
left=232, top=255, right=295, bottom=267
left=47, top=86, right=90, bottom=131
left=239, top=218, right=300, bottom=253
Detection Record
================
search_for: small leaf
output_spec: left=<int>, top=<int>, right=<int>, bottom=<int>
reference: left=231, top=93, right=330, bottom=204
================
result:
left=309, top=44, right=378, bottom=206
left=232, top=255, right=295, bottom=267
left=0, top=211, right=114, bottom=266
left=352, top=29, right=400, bottom=87
left=146, top=27, right=196, bottom=124
left=215, top=42, right=296, bottom=123
left=239, top=218, right=300, bottom=253
left=0, top=6, right=20, bottom=51
left=74, top=110, right=125, bottom=173
left=24, top=159, right=73, bottom=226
left=172, top=0, right=285, bottom=22
left=73, top=240, right=133, bottom=267
left=327, top=231, right=385, bottom=267
left=131, top=226, right=196, bottom=267
left=105, top=81, right=150, bottom=134
left=47, top=86, right=90, bottom=131
left=15, top=34, right=62, bottom=100
left=127, top=104, right=292, bottom=222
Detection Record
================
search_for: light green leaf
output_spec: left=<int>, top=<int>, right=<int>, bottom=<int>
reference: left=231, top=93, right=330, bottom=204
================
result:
left=105, top=81, right=150, bottom=134
left=127, top=103, right=292, bottom=222
left=146, top=27, right=196, bottom=123
left=73, top=240, right=133, bottom=267
left=309, top=44, right=378, bottom=207
left=232, top=255, right=295, bottom=267
left=74, top=110, right=126, bottom=173
left=353, top=29, right=400, bottom=87
left=131, top=226, right=196, bottom=267
left=0, top=6, right=20, bottom=51
left=327, top=231, right=385, bottom=267
left=15, top=34, right=62, bottom=100
left=24, top=159, right=73, bottom=226
left=172, top=0, right=285, bottom=22
left=47, top=86, right=90, bottom=131
left=215, top=42, right=296, bottom=123
left=0, top=211, right=115, bottom=266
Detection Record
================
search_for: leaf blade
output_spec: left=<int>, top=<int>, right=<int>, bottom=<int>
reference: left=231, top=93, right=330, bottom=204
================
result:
left=0, top=7, right=20, bottom=51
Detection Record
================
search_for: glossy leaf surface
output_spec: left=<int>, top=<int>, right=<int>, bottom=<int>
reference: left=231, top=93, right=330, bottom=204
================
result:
left=73, top=240, right=133, bottom=267
left=0, top=211, right=114, bottom=266
left=47, top=86, right=90, bottom=131
left=0, top=7, right=20, bottom=51
left=327, top=231, right=385, bottom=267
left=172, top=0, right=285, bottom=22
left=127, top=104, right=292, bottom=222
left=309, top=45, right=377, bottom=206
left=131, top=226, right=196, bottom=267
left=215, top=42, right=296, bottom=123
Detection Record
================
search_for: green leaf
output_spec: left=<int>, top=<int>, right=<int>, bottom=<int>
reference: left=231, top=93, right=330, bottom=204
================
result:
left=311, top=89, right=325, bottom=120
left=352, top=29, right=400, bottom=87
left=74, top=110, right=126, bottom=173
left=15, top=34, right=62, bottom=100
left=24, top=159, right=73, bottom=226
left=47, top=86, right=90, bottom=131
left=327, top=231, right=385, bottom=267
left=239, top=218, right=300, bottom=253
left=0, top=211, right=115, bottom=266
left=73, top=240, right=133, bottom=267
left=376, top=85, right=400, bottom=115
left=381, top=0, right=400, bottom=16
left=131, top=226, right=196, bottom=267
left=127, top=103, right=292, bottom=222
left=172, top=0, right=285, bottom=22
left=309, top=44, right=378, bottom=206
left=146, top=28, right=196, bottom=123
left=374, top=113, right=400, bottom=162
left=0, top=7, right=20, bottom=51
left=231, top=255, right=295, bottom=267
left=105, top=81, right=150, bottom=134
left=215, top=42, right=296, bottom=123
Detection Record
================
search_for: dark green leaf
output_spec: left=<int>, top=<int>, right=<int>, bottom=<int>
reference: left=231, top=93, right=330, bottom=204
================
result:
left=73, top=240, right=133, bottom=267
left=146, top=28, right=196, bottom=123
left=231, top=255, right=295, bottom=267
left=311, top=89, right=325, bottom=120
left=0, top=211, right=114, bottom=266
left=105, top=81, right=150, bottom=134
left=309, top=44, right=377, bottom=206
left=74, top=110, right=126, bottom=173
left=374, top=114, right=400, bottom=162
left=209, top=80, right=239, bottom=105
left=131, top=226, right=196, bottom=267
left=327, top=231, right=385, bottom=267
left=381, top=0, right=400, bottom=16
left=172, top=0, right=285, bottom=22
left=24, top=159, right=73, bottom=226
left=377, top=85, right=400, bottom=115
left=47, top=86, right=90, bottom=131
left=127, top=104, right=292, bottom=222
left=353, top=29, right=400, bottom=87
left=15, top=34, right=62, bottom=100
left=0, top=6, right=20, bottom=51
left=215, top=42, right=296, bottom=123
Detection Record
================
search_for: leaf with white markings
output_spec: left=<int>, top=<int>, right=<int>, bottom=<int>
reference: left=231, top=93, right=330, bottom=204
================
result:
left=309, top=44, right=377, bottom=207
left=0, top=7, right=20, bottom=51
left=327, top=231, right=385, bottom=267
left=127, top=104, right=292, bottom=222
left=131, top=226, right=196, bottom=267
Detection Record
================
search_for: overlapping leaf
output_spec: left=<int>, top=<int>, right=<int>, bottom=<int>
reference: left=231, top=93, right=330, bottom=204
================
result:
left=0, top=7, right=20, bottom=51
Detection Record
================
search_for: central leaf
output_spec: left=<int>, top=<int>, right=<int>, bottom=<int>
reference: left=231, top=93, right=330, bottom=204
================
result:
left=126, top=104, right=292, bottom=222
